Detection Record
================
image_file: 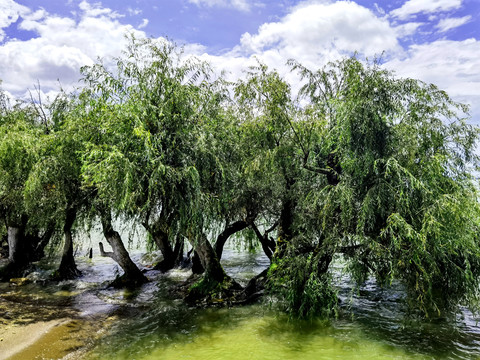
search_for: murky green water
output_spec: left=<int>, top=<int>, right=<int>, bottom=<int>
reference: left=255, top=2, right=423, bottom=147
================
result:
left=1, top=245, right=480, bottom=359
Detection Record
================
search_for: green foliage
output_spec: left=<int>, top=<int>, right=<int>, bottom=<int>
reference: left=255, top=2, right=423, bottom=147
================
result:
left=268, top=248, right=338, bottom=319
left=1, top=46, right=480, bottom=320
left=294, top=57, right=480, bottom=317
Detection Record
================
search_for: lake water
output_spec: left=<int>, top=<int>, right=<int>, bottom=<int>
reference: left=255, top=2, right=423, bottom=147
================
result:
left=1, top=244, right=479, bottom=359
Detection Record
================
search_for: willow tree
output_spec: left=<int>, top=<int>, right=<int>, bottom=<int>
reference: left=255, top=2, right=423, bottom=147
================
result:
left=78, top=35, right=236, bottom=290
left=0, top=100, right=55, bottom=279
left=268, top=57, right=480, bottom=318
left=232, top=63, right=305, bottom=259
left=24, top=92, right=88, bottom=280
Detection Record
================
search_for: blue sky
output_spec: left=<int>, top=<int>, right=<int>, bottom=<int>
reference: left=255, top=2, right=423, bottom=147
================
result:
left=1, top=0, right=480, bottom=121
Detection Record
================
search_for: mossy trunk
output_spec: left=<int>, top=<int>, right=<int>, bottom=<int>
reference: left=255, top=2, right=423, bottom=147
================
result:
left=99, top=212, right=147, bottom=287
left=186, top=233, right=242, bottom=303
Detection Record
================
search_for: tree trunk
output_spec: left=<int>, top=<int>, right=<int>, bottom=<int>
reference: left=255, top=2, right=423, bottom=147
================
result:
left=172, top=236, right=186, bottom=267
left=193, top=233, right=227, bottom=282
left=0, top=224, right=28, bottom=280
left=143, top=218, right=176, bottom=272
left=99, top=212, right=147, bottom=287
left=185, top=232, right=242, bottom=303
left=276, top=177, right=296, bottom=258
left=214, top=221, right=249, bottom=260
left=30, top=222, right=55, bottom=262
left=8, top=225, right=25, bottom=265
left=191, top=250, right=204, bottom=274
left=251, top=222, right=276, bottom=260
left=55, top=208, right=81, bottom=280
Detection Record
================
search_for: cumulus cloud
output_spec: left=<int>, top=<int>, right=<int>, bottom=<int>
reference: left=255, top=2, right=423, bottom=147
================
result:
left=0, top=0, right=30, bottom=41
left=0, top=1, right=146, bottom=95
left=385, top=38, right=480, bottom=122
left=231, top=1, right=400, bottom=71
left=188, top=0, right=252, bottom=12
left=394, top=22, right=424, bottom=38
left=435, top=15, right=471, bottom=32
left=390, top=0, right=463, bottom=20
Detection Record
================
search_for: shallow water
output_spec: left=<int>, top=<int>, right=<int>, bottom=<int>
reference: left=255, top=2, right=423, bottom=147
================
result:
left=1, top=244, right=480, bottom=359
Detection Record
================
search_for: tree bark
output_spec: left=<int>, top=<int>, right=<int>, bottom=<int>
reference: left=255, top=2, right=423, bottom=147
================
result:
left=55, top=208, right=81, bottom=280
left=250, top=222, right=276, bottom=260
left=193, top=233, right=228, bottom=283
left=0, top=224, right=28, bottom=280
left=214, top=220, right=249, bottom=260
left=276, top=177, right=296, bottom=258
left=99, top=212, right=147, bottom=287
left=143, top=216, right=176, bottom=272
left=8, top=225, right=25, bottom=265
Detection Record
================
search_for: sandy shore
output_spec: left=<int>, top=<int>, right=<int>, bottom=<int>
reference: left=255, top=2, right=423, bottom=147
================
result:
left=0, top=319, right=69, bottom=360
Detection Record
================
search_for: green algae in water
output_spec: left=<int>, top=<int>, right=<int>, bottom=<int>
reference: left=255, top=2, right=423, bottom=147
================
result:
left=86, top=305, right=429, bottom=360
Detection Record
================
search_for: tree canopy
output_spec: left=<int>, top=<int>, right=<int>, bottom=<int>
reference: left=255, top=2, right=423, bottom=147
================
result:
left=1, top=38, right=479, bottom=318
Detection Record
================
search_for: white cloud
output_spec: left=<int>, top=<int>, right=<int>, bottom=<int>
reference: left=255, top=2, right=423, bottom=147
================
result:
left=138, top=18, right=148, bottom=29
left=394, top=22, right=424, bottom=38
left=78, top=1, right=123, bottom=19
left=435, top=15, right=471, bottom=32
left=390, top=0, right=463, bottom=20
left=127, top=7, right=142, bottom=16
left=188, top=0, right=252, bottom=12
left=385, top=38, right=480, bottom=122
left=236, top=1, right=400, bottom=66
left=0, top=0, right=30, bottom=41
left=0, top=1, right=146, bottom=95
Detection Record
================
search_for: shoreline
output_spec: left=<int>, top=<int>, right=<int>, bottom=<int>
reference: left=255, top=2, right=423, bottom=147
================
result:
left=0, top=319, right=70, bottom=360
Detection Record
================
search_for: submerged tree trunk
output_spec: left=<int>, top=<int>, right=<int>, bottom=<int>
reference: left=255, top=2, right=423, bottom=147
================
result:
left=195, top=233, right=227, bottom=282
left=99, top=212, right=147, bottom=287
left=55, top=208, right=81, bottom=280
left=186, top=232, right=242, bottom=303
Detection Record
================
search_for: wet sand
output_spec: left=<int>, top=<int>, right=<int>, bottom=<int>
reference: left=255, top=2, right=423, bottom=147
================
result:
left=0, top=319, right=70, bottom=360
left=0, top=316, right=115, bottom=360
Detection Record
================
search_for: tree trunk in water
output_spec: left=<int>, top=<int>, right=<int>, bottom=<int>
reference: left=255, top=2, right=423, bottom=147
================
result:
left=186, top=233, right=242, bottom=303
left=190, top=233, right=233, bottom=284
left=55, top=208, right=81, bottom=280
left=99, top=212, right=147, bottom=287
left=214, top=221, right=249, bottom=261
left=0, top=225, right=28, bottom=280
left=143, top=219, right=176, bottom=272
